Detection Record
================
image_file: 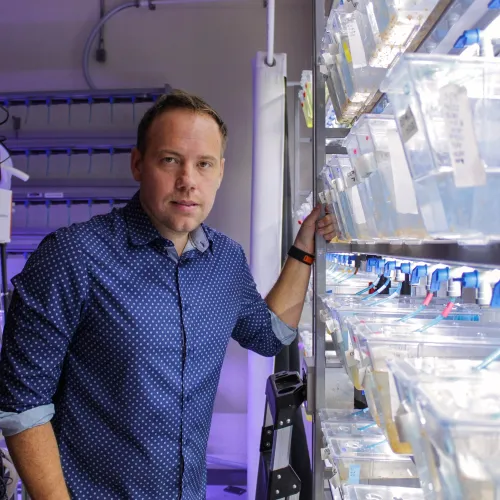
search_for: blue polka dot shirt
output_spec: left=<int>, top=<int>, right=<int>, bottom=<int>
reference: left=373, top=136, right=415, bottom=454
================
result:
left=0, top=192, right=296, bottom=499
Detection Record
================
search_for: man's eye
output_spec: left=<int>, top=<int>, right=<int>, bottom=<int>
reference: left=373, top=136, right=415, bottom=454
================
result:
left=161, top=157, right=177, bottom=164
left=199, top=162, right=212, bottom=169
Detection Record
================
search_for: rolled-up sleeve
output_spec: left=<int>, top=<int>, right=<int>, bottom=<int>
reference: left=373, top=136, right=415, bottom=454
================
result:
left=0, top=229, right=88, bottom=436
left=231, top=246, right=294, bottom=356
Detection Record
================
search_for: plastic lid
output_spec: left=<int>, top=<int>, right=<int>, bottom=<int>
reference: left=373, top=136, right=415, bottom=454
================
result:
left=384, top=261, right=396, bottom=275
left=388, top=358, right=500, bottom=385
left=462, top=270, right=480, bottom=289
left=416, top=377, right=500, bottom=424
left=492, top=281, right=500, bottom=308
left=342, top=485, right=424, bottom=500
left=319, top=408, right=373, bottom=423
left=410, top=264, right=427, bottom=285
left=327, top=436, right=412, bottom=461
left=430, top=267, right=450, bottom=293
left=488, top=0, right=500, bottom=8
left=400, top=262, right=411, bottom=274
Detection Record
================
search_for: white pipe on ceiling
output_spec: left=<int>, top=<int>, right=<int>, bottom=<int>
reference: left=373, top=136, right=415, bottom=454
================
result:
left=266, top=0, right=275, bottom=66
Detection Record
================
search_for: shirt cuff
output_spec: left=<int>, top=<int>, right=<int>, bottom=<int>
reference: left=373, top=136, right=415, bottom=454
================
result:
left=0, top=404, right=55, bottom=437
left=270, top=310, right=298, bottom=346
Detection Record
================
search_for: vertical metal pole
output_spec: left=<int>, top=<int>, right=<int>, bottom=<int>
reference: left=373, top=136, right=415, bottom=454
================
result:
left=293, top=86, right=301, bottom=220
left=312, top=0, right=327, bottom=496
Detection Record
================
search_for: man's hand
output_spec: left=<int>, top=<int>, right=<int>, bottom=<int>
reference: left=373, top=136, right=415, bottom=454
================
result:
left=294, top=205, right=339, bottom=254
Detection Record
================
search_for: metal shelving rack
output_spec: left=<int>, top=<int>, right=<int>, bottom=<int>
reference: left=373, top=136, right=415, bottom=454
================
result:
left=308, top=0, right=500, bottom=496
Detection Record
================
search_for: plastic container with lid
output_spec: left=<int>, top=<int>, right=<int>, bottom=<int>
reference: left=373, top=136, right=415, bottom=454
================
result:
left=341, top=484, right=424, bottom=500
left=412, top=377, right=500, bottom=499
left=347, top=114, right=428, bottom=240
left=381, top=54, right=500, bottom=242
left=320, top=293, right=482, bottom=390
left=326, top=435, right=418, bottom=483
left=388, top=358, right=500, bottom=498
left=356, top=323, right=500, bottom=455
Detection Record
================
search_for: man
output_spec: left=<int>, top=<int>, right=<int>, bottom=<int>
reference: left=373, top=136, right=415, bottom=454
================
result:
left=0, top=90, right=336, bottom=499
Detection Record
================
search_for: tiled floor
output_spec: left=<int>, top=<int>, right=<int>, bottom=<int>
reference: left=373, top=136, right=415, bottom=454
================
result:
left=206, top=485, right=248, bottom=499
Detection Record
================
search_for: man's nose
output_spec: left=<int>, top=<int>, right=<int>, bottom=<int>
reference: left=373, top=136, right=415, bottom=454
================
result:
left=176, top=163, right=197, bottom=190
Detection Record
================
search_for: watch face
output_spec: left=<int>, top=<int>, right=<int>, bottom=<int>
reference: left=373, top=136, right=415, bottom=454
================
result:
left=304, top=255, right=314, bottom=264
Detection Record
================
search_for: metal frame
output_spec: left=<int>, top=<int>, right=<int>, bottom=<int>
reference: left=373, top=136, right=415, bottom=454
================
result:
left=308, top=0, right=500, bottom=496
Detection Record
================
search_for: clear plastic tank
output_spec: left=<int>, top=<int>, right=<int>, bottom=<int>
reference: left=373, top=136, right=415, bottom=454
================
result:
left=357, top=323, right=500, bottom=456
left=381, top=54, right=500, bottom=242
left=348, top=114, right=428, bottom=240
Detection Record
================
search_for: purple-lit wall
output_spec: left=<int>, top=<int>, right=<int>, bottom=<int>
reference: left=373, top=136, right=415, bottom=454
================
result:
left=0, top=0, right=312, bottom=467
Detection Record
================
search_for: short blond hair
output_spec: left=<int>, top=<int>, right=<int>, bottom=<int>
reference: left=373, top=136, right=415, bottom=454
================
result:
left=136, top=89, right=228, bottom=155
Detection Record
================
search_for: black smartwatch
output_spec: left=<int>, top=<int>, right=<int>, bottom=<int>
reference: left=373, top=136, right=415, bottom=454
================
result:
left=288, top=245, right=315, bottom=266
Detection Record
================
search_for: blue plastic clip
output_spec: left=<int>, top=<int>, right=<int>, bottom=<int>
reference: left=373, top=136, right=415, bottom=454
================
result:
left=430, top=267, right=449, bottom=293
left=410, top=265, right=427, bottom=285
left=384, top=261, right=396, bottom=276
left=488, top=0, right=500, bottom=9
left=454, top=29, right=481, bottom=49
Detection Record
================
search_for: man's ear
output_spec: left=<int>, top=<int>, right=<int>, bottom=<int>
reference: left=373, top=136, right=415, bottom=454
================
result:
left=131, top=147, right=142, bottom=182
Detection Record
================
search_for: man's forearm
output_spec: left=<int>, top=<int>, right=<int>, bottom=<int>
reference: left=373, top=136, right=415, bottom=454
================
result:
left=265, top=253, right=311, bottom=329
left=6, top=422, right=70, bottom=500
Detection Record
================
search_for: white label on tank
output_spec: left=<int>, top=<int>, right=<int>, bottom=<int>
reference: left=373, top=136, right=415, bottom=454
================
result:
left=398, top=106, right=418, bottom=143
left=325, top=189, right=333, bottom=204
left=366, top=2, right=381, bottom=45
left=387, top=128, right=419, bottom=215
left=346, top=17, right=367, bottom=69
left=319, top=191, right=327, bottom=204
left=350, top=186, right=366, bottom=224
left=344, top=169, right=358, bottom=188
left=439, top=83, right=486, bottom=188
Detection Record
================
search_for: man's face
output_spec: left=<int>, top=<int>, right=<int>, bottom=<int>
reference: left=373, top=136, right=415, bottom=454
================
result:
left=131, top=108, right=225, bottom=238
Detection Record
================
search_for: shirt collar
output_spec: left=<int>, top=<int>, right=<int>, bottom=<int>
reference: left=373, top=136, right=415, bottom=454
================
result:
left=123, top=191, right=213, bottom=253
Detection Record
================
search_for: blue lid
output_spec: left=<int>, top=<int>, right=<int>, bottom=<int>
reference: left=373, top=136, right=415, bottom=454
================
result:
left=429, top=267, right=449, bottom=293
left=488, top=0, right=500, bottom=8
left=410, top=265, right=427, bottom=285
left=461, top=270, right=480, bottom=289
left=400, top=262, right=411, bottom=274
left=367, top=257, right=378, bottom=273
left=384, top=260, right=396, bottom=275
left=376, top=259, right=385, bottom=275
left=454, top=29, right=481, bottom=49
left=492, top=281, right=500, bottom=307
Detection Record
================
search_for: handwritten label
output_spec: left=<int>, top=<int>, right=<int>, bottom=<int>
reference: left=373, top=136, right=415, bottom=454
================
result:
left=321, top=447, right=331, bottom=460
left=439, top=83, right=486, bottom=188
left=344, top=169, right=358, bottom=188
left=387, top=128, right=418, bottom=214
left=346, top=17, right=367, bottom=69
left=319, top=191, right=327, bottom=204
left=398, top=106, right=418, bottom=143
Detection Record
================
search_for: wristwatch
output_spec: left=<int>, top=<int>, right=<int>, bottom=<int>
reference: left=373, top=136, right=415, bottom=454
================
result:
left=288, top=245, right=315, bottom=266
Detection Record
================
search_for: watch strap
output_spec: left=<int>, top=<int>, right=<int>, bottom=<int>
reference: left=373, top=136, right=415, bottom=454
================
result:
left=288, top=245, right=315, bottom=266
